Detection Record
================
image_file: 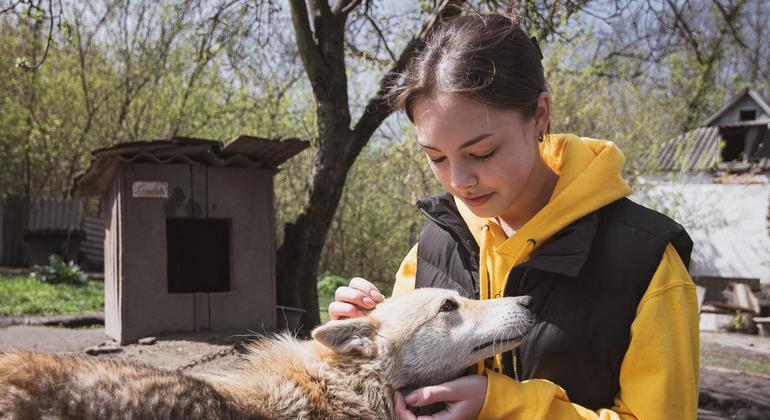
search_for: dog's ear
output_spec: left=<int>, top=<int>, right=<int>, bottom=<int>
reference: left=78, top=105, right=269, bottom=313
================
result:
left=312, top=317, right=376, bottom=356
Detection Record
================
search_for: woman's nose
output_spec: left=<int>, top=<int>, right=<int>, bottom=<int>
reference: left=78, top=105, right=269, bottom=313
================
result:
left=449, top=164, right=477, bottom=192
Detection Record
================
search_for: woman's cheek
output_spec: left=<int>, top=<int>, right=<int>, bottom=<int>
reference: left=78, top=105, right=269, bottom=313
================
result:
left=429, top=164, right=452, bottom=192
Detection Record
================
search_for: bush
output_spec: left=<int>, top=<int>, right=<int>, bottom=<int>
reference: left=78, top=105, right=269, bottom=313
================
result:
left=317, top=273, right=350, bottom=299
left=30, top=254, right=88, bottom=285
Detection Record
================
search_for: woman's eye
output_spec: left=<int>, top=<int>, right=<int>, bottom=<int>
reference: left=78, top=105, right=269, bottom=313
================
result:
left=471, top=149, right=496, bottom=161
left=429, top=156, right=446, bottom=164
left=440, top=299, right=458, bottom=312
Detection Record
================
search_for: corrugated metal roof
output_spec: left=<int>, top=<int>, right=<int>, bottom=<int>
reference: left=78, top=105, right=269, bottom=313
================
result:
left=222, top=136, right=310, bottom=167
left=26, top=199, right=84, bottom=234
left=658, top=126, right=722, bottom=172
left=81, top=216, right=104, bottom=269
left=72, top=135, right=309, bottom=198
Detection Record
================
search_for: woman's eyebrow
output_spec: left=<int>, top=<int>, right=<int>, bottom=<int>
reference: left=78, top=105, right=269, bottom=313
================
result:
left=418, top=133, right=494, bottom=152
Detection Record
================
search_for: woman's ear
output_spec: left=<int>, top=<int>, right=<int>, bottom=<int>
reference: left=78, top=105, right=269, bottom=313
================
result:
left=311, top=317, right=376, bottom=356
left=534, top=91, right=551, bottom=135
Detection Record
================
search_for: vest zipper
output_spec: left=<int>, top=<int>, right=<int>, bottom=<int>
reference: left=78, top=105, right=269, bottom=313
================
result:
left=512, top=268, right=530, bottom=381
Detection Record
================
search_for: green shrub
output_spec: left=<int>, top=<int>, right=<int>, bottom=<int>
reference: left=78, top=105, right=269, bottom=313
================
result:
left=317, top=273, right=350, bottom=299
left=30, top=254, right=88, bottom=285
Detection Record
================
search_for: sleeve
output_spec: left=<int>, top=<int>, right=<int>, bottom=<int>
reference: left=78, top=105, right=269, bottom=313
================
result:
left=477, top=244, right=700, bottom=419
left=392, top=243, right=418, bottom=297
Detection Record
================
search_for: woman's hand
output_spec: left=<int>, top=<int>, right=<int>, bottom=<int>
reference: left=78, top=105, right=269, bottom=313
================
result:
left=328, top=277, right=385, bottom=320
left=394, top=375, right=488, bottom=420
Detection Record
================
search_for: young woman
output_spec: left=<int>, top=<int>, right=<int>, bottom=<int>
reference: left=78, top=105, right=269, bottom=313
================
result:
left=328, top=11, right=699, bottom=420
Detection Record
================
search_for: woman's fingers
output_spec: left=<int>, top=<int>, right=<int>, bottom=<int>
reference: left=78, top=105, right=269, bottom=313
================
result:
left=328, top=301, right=366, bottom=320
left=335, top=286, right=377, bottom=309
left=394, top=391, right=418, bottom=420
left=349, top=277, right=386, bottom=302
left=404, top=384, right=457, bottom=407
left=327, top=277, right=385, bottom=320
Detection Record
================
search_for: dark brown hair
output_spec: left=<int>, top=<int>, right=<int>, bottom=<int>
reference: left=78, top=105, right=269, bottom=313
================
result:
left=391, top=13, right=547, bottom=124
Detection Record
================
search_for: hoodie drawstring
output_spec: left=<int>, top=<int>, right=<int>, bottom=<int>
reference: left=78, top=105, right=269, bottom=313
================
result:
left=478, top=232, right=537, bottom=375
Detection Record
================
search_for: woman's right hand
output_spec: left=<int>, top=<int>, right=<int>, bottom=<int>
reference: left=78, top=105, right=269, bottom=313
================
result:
left=328, top=277, right=385, bottom=320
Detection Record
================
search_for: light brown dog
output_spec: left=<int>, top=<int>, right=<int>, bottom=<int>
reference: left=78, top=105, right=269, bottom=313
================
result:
left=0, top=288, right=533, bottom=419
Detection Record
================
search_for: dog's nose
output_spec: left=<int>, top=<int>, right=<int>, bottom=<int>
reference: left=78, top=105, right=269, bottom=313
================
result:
left=516, top=296, right=533, bottom=309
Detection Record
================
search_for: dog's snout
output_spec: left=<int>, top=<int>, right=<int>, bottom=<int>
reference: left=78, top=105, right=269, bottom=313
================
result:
left=516, top=296, right=533, bottom=309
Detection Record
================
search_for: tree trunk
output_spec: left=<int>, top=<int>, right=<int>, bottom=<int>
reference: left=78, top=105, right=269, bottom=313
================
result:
left=277, top=0, right=464, bottom=332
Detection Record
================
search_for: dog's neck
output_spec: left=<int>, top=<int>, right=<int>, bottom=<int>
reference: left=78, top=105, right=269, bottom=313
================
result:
left=218, top=335, right=398, bottom=419
left=316, top=341, right=399, bottom=419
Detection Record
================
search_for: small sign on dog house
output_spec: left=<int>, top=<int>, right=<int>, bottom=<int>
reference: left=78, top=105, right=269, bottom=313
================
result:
left=132, top=181, right=169, bottom=198
left=72, top=136, right=308, bottom=344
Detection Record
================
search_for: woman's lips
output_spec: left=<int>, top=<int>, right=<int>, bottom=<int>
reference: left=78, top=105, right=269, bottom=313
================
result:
left=462, top=192, right=494, bottom=207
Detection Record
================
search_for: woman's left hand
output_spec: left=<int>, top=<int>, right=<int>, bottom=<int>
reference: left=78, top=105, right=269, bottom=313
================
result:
left=394, top=375, right=487, bottom=420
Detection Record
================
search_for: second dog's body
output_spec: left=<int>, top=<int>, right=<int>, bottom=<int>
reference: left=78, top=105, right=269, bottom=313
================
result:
left=0, top=288, right=533, bottom=419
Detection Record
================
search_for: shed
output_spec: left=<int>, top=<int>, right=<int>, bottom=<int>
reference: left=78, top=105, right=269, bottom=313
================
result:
left=657, top=88, right=770, bottom=173
left=72, top=135, right=308, bottom=344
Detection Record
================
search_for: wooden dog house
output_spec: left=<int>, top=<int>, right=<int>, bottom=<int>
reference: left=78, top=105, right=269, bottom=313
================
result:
left=73, top=136, right=308, bottom=344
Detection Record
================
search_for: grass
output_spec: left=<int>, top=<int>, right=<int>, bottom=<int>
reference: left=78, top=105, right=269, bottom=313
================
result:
left=701, top=342, right=770, bottom=376
left=0, top=275, right=104, bottom=317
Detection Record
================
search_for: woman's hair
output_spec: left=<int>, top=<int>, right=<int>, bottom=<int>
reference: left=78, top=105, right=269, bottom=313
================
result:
left=391, top=12, right=547, bottom=124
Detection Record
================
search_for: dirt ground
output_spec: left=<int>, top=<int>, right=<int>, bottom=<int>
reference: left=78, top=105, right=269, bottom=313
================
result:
left=1, top=325, right=769, bottom=418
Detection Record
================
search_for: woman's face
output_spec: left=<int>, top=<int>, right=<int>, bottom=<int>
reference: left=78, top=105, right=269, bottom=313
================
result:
left=412, top=92, right=549, bottom=219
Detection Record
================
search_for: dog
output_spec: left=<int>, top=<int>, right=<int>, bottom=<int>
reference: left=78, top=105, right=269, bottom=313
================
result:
left=0, top=288, right=533, bottom=419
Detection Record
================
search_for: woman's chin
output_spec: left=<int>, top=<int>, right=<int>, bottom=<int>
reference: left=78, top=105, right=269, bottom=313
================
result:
left=464, top=203, right=502, bottom=219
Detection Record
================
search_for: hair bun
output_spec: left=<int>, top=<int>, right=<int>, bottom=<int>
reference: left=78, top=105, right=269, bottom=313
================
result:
left=505, top=0, right=520, bottom=24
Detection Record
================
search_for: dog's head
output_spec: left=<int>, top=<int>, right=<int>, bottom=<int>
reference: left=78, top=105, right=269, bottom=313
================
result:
left=312, top=288, right=534, bottom=388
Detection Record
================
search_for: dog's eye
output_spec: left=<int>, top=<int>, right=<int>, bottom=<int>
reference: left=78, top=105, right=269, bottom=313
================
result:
left=439, top=299, right=458, bottom=312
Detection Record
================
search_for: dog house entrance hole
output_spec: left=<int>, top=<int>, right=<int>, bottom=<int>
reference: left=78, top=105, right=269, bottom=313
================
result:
left=167, top=218, right=231, bottom=293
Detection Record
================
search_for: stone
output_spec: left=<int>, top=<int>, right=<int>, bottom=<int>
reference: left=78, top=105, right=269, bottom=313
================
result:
left=85, top=346, right=122, bottom=356
left=138, top=337, right=157, bottom=345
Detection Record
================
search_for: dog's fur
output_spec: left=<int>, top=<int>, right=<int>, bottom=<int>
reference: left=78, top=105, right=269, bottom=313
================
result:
left=0, top=288, right=533, bottom=420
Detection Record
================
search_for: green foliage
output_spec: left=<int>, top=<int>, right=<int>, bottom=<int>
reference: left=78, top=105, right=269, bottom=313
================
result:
left=317, top=273, right=350, bottom=299
left=316, top=273, right=349, bottom=324
left=729, top=312, right=751, bottom=333
left=0, top=275, right=103, bottom=316
left=30, top=254, right=88, bottom=285
left=0, top=3, right=310, bottom=202
left=317, top=135, right=441, bottom=287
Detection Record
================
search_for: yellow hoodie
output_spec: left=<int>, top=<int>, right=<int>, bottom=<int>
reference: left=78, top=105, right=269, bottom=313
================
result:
left=392, top=134, right=699, bottom=419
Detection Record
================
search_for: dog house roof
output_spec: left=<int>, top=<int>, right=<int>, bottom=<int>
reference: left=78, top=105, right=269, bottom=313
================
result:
left=72, top=135, right=309, bottom=198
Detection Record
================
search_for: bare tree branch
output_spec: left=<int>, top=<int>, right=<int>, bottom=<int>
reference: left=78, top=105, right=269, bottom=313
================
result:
left=352, top=0, right=465, bottom=146
left=288, top=0, right=328, bottom=83
left=362, top=5, right=396, bottom=62
left=332, top=0, right=362, bottom=15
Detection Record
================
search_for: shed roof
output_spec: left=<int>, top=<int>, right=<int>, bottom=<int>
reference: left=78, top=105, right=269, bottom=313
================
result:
left=657, top=126, right=722, bottom=172
left=72, top=135, right=309, bottom=198
left=702, top=88, right=770, bottom=126
left=26, top=199, right=84, bottom=235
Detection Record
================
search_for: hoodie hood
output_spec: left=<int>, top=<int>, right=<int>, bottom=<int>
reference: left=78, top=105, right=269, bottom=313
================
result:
left=454, top=134, right=630, bottom=300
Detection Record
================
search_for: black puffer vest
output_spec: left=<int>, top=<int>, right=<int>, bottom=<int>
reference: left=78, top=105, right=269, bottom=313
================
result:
left=414, top=192, right=692, bottom=410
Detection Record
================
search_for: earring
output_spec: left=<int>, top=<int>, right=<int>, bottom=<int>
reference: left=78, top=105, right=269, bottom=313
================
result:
left=537, top=132, right=544, bottom=143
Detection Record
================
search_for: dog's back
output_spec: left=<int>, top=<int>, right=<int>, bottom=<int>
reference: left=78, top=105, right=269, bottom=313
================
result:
left=0, top=351, right=265, bottom=420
